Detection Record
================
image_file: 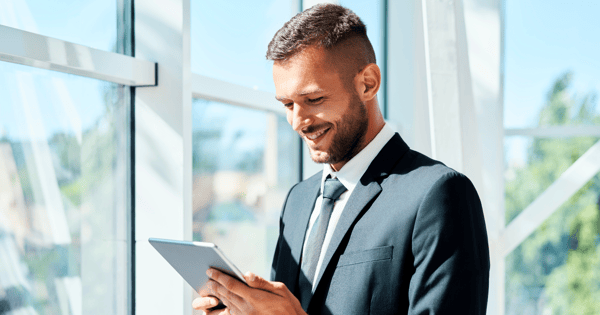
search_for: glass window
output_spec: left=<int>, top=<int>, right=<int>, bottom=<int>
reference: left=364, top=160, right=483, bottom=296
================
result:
left=0, top=62, right=130, bottom=314
left=504, top=135, right=599, bottom=221
left=504, top=134, right=600, bottom=314
left=505, top=175, right=600, bottom=314
left=191, top=0, right=297, bottom=93
left=504, top=3, right=600, bottom=313
left=191, top=99, right=299, bottom=279
left=0, top=0, right=120, bottom=52
left=504, top=1, right=600, bottom=129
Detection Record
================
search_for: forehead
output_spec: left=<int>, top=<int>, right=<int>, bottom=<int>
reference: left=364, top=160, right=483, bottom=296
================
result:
left=272, top=47, right=343, bottom=97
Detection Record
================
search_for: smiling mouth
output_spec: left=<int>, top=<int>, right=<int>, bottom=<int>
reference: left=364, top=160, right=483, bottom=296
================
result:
left=304, top=127, right=330, bottom=141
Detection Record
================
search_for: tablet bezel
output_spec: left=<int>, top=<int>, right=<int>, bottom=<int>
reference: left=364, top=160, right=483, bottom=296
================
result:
left=148, top=237, right=247, bottom=293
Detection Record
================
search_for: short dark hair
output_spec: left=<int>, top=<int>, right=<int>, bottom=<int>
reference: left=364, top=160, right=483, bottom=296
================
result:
left=266, top=4, right=376, bottom=65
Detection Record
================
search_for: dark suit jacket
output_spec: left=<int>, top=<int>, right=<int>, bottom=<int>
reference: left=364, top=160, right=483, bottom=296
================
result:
left=271, top=133, right=490, bottom=314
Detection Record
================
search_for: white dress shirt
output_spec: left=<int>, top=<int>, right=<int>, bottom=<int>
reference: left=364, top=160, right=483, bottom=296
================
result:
left=301, top=123, right=396, bottom=289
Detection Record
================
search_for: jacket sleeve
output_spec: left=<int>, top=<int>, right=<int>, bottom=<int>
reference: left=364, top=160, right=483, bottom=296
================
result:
left=408, top=172, right=490, bottom=314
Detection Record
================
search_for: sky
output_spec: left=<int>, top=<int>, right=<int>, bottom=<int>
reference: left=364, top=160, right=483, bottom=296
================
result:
left=503, top=0, right=600, bottom=165
left=504, top=0, right=600, bottom=129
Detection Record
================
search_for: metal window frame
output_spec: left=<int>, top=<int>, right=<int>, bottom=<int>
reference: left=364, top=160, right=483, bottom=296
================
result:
left=505, top=126, right=600, bottom=137
left=192, top=73, right=284, bottom=115
left=0, top=24, right=156, bottom=86
left=500, top=139, right=600, bottom=257
left=502, top=127, right=600, bottom=256
left=501, top=125, right=600, bottom=258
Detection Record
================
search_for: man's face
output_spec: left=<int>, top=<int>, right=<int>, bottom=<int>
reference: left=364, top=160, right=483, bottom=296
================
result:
left=273, top=47, right=368, bottom=170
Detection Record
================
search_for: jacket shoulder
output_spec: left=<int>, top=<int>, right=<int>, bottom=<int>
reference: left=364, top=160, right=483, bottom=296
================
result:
left=389, top=149, right=465, bottom=187
left=280, top=170, right=322, bottom=218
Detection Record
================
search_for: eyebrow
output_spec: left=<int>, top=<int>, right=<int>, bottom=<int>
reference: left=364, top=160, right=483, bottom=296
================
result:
left=275, top=88, right=325, bottom=101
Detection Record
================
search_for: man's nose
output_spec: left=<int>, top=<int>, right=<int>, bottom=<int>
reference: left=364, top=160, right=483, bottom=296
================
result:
left=291, top=104, right=312, bottom=132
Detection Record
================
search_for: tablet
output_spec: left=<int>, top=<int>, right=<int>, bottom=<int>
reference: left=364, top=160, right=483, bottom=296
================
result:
left=148, top=238, right=247, bottom=293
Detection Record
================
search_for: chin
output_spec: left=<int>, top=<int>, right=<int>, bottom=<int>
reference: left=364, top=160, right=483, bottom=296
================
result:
left=309, top=150, right=332, bottom=164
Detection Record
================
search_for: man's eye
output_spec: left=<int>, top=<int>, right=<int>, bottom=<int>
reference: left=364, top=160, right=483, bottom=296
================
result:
left=284, top=102, right=293, bottom=108
left=308, top=97, right=324, bottom=104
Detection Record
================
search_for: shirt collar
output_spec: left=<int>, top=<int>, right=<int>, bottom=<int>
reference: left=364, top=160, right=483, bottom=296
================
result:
left=321, top=123, right=396, bottom=194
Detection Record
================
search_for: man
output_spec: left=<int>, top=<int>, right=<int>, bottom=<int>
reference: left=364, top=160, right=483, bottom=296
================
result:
left=194, top=4, right=489, bottom=314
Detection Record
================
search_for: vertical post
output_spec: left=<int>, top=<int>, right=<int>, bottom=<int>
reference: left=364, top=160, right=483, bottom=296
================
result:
left=461, top=0, right=504, bottom=313
left=381, top=0, right=388, bottom=119
left=420, top=0, right=485, bottom=207
left=133, top=0, right=192, bottom=314
left=117, top=1, right=134, bottom=314
left=422, top=0, right=501, bottom=312
left=385, top=0, right=504, bottom=313
left=386, top=0, right=432, bottom=157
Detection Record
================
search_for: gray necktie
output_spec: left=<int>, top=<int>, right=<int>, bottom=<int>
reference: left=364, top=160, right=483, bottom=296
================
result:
left=298, top=176, right=347, bottom=303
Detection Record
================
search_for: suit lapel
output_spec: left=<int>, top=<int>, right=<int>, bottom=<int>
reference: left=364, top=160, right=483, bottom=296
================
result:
left=310, top=133, right=410, bottom=303
left=284, top=172, right=321, bottom=295
left=310, top=178, right=381, bottom=300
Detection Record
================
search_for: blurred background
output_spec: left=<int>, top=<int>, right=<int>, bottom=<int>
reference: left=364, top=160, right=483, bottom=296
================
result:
left=0, top=0, right=598, bottom=314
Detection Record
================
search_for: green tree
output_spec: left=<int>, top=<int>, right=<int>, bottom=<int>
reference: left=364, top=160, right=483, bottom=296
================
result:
left=505, top=72, right=600, bottom=315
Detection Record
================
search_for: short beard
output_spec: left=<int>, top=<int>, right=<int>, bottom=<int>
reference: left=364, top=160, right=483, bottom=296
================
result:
left=308, top=93, right=368, bottom=165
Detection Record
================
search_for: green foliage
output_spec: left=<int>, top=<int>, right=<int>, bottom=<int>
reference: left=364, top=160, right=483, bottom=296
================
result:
left=505, top=72, right=600, bottom=314
left=545, top=204, right=600, bottom=315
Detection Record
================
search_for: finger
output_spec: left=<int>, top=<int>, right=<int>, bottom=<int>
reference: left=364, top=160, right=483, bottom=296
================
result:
left=206, top=308, right=230, bottom=315
left=192, top=296, right=219, bottom=310
left=244, top=272, right=272, bottom=290
left=206, top=279, right=245, bottom=310
left=244, top=272, right=288, bottom=297
left=207, top=269, right=247, bottom=296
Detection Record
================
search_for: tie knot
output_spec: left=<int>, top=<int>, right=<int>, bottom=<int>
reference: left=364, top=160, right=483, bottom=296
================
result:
left=322, top=177, right=347, bottom=201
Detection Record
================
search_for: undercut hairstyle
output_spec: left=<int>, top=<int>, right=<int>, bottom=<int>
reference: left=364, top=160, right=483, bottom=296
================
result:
left=266, top=4, right=376, bottom=86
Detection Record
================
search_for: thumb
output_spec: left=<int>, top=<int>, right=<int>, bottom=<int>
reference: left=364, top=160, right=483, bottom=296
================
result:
left=244, top=272, right=271, bottom=290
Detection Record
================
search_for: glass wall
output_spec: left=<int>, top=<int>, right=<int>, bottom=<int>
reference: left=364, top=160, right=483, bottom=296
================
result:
left=0, top=0, right=119, bottom=53
left=503, top=1, right=600, bottom=314
left=191, top=99, right=299, bottom=279
left=190, top=0, right=300, bottom=288
left=191, top=0, right=297, bottom=93
left=0, top=63, right=130, bottom=314
left=0, top=0, right=131, bottom=313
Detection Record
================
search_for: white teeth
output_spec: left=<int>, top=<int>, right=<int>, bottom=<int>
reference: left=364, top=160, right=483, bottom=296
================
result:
left=306, top=128, right=328, bottom=140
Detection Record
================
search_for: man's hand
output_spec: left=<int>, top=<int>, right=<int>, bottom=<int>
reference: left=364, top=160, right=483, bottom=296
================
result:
left=194, top=268, right=306, bottom=315
left=192, top=286, right=229, bottom=315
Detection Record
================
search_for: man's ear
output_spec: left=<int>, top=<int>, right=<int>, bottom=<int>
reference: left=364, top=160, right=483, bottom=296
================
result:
left=356, top=63, right=381, bottom=102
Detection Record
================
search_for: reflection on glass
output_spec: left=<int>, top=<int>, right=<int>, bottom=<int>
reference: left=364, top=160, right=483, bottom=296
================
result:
left=191, top=99, right=299, bottom=280
left=504, top=73, right=600, bottom=313
left=0, top=0, right=119, bottom=52
left=504, top=73, right=600, bottom=224
left=191, top=0, right=296, bottom=93
left=0, top=62, right=129, bottom=314
left=505, top=174, right=600, bottom=314
left=503, top=53, right=600, bottom=312
left=504, top=135, right=598, bottom=224
left=504, top=0, right=600, bottom=129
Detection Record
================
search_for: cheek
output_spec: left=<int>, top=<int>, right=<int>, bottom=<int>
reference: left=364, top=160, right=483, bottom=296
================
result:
left=318, top=108, right=342, bottom=125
